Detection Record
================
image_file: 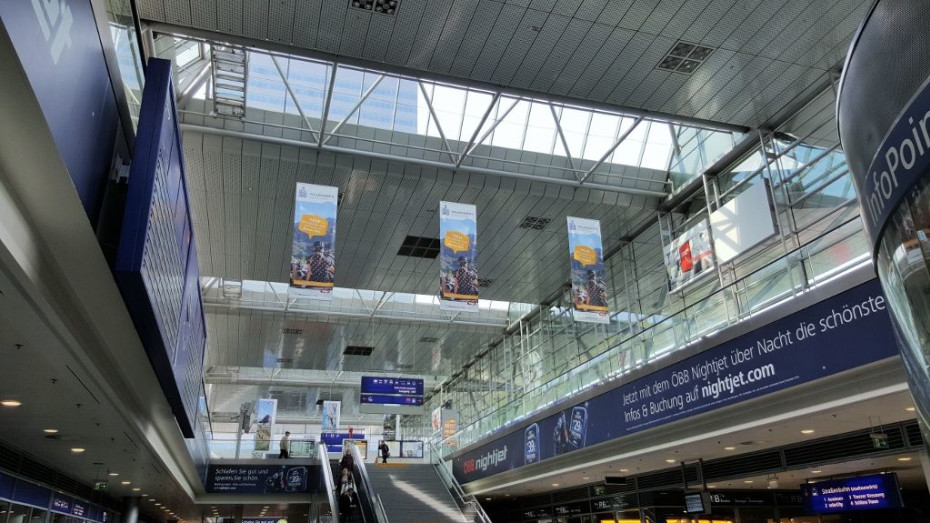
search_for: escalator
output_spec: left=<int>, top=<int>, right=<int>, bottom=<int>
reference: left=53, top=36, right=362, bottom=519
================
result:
left=325, top=445, right=388, bottom=523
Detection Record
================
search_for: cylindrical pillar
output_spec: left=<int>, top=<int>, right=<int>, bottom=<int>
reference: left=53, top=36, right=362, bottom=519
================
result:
left=120, top=497, right=139, bottom=523
left=838, top=0, right=930, bottom=450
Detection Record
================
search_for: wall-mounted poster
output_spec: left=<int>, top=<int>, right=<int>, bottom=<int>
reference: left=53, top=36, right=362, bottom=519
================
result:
left=567, top=217, right=610, bottom=324
left=439, top=201, right=479, bottom=312
left=322, top=400, right=340, bottom=431
left=254, top=399, right=277, bottom=452
left=290, top=183, right=338, bottom=300
left=666, top=219, right=715, bottom=292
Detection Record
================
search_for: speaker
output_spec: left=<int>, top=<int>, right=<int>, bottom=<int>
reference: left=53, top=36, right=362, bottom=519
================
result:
left=604, top=476, right=627, bottom=485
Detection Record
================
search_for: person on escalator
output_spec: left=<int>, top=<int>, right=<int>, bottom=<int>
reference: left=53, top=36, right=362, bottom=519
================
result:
left=339, top=448, right=354, bottom=474
left=339, top=486, right=358, bottom=523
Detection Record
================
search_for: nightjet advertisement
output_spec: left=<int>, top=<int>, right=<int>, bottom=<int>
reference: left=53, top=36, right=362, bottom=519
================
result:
left=206, top=464, right=316, bottom=494
left=439, top=201, right=479, bottom=312
left=453, top=280, right=898, bottom=482
left=290, top=183, right=338, bottom=299
left=567, top=217, right=610, bottom=324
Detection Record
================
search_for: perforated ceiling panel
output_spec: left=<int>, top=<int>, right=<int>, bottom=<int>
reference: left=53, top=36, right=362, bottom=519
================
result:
left=136, top=0, right=872, bottom=128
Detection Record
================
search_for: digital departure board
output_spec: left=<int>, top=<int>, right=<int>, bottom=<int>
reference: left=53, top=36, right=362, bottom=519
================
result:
left=360, top=377, right=424, bottom=396
left=802, top=473, right=902, bottom=513
left=361, top=393, right=424, bottom=405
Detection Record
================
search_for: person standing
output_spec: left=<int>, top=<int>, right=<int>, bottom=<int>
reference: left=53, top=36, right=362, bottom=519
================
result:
left=278, top=431, right=291, bottom=458
left=339, top=448, right=354, bottom=475
left=378, top=441, right=389, bottom=464
left=339, top=486, right=358, bottom=523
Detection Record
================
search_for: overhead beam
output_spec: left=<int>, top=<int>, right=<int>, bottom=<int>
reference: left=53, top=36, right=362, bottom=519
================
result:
left=180, top=123, right=669, bottom=198
left=145, top=22, right=750, bottom=134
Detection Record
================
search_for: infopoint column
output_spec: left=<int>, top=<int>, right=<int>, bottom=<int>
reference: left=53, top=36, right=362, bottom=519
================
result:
left=838, top=0, right=930, bottom=447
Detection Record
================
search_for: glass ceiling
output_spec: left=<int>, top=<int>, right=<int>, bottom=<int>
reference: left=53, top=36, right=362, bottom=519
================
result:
left=145, top=33, right=736, bottom=194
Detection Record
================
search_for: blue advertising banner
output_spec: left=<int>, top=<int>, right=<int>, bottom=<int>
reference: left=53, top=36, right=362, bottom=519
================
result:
left=802, top=473, right=902, bottom=513
left=0, top=0, right=120, bottom=221
left=205, top=464, right=317, bottom=494
left=290, top=183, right=338, bottom=300
left=439, top=201, right=479, bottom=312
left=0, top=473, right=12, bottom=499
left=453, top=280, right=898, bottom=483
left=52, top=493, right=73, bottom=514
left=114, top=58, right=205, bottom=438
left=567, top=217, right=610, bottom=324
left=12, top=480, right=51, bottom=508
left=361, top=377, right=424, bottom=396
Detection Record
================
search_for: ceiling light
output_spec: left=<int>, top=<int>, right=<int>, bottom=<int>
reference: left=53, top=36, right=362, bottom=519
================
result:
left=708, top=485, right=716, bottom=488
left=744, top=480, right=754, bottom=484
left=898, top=457, right=912, bottom=462
left=811, top=470, right=822, bottom=473
left=43, top=429, right=59, bottom=434
left=70, top=448, right=85, bottom=453
left=665, top=459, right=676, bottom=463
left=801, top=429, right=815, bottom=434
left=551, top=483, right=560, bottom=487
left=619, top=468, right=628, bottom=472
left=906, top=407, right=916, bottom=412
left=108, top=472, right=119, bottom=476
left=132, top=488, right=141, bottom=492
left=0, top=400, right=22, bottom=407
left=724, top=446, right=736, bottom=451
left=121, top=481, right=131, bottom=485
left=155, top=503, right=162, bottom=506
left=582, top=476, right=590, bottom=480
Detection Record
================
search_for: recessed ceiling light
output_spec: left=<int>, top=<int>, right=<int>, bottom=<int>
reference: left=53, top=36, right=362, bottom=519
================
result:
left=70, top=448, right=85, bottom=453
left=551, top=483, right=559, bottom=487
left=619, top=469, right=628, bottom=472
left=801, top=429, right=815, bottom=434
left=665, top=459, right=676, bottom=463
left=906, top=407, right=916, bottom=412
left=132, top=488, right=141, bottom=492
left=0, top=400, right=22, bottom=407
left=708, top=485, right=716, bottom=488
left=108, top=472, right=119, bottom=476
left=582, top=476, right=590, bottom=480
left=744, top=480, right=754, bottom=484
left=898, top=457, right=912, bottom=462
left=811, top=470, right=822, bottom=473
left=155, top=503, right=162, bottom=506
left=121, top=481, right=131, bottom=485
left=43, top=429, right=59, bottom=434
left=724, top=446, right=736, bottom=451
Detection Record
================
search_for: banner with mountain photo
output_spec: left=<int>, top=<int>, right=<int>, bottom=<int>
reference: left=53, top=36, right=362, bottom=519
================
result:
left=290, top=183, right=338, bottom=300
left=439, top=201, right=479, bottom=312
left=567, top=217, right=610, bottom=324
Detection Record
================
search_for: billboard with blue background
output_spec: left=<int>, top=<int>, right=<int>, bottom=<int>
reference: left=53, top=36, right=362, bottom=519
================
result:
left=453, top=279, right=899, bottom=483
left=567, top=217, right=610, bottom=324
left=290, top=183, right=338, bottom=299
left=439, top=201, right=478, bottom=312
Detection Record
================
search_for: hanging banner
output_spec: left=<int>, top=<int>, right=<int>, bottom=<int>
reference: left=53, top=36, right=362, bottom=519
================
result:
left=290, top=183, right=338, bottom=300
left=254, top=399, right=277, bottom=452
left=439, top=201, right=479, bottom=312
left=567, top=217, right=610, bottom=324
left=666, top=219, right=715, bottom=292
left=322, top=400, right=341, bottom=431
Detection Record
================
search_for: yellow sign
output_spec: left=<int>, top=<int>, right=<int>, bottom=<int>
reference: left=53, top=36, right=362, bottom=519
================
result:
left=573, top=245, right=597, bottom=266
left=444, top=230, right=470, bottom=253
left=298, top=214, right=328, bottom=237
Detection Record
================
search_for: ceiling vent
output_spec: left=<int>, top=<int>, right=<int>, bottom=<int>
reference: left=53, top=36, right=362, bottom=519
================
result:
left=349, top=0, right=398, bottom=15
left=657, top=41, right=715, bottom=74
left=477, top=278, right=494, bottom=288
left=419, top=336, right=440, bottom=343
left=344, top=345, right=374, bottom=356
left=394, top=363, right=414, bottom=370
left=282, top=327, right=303, bottom=335
left=518, top=216, right=551, bottom=230
left=397, top=235, right=441, bottom=258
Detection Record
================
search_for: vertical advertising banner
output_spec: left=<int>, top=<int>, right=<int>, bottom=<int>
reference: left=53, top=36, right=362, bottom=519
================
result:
left=567, top=217, right=610, bottom=324
left=322, top=401, right=341, bottom=431
left=254, top=399, right=277, bottom=452
left=666, top=219, right=715, bottom=292
left=290, top=183, right=338, bottom=300
left=439, top=202, right=479, bottom=312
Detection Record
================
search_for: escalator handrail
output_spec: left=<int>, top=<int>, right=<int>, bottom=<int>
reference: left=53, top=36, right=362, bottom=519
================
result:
left=349, top=444, right=390, bottom=523
left=428, top=441, right=493, bottom=523
left=318, top=443, right=341, bottom=523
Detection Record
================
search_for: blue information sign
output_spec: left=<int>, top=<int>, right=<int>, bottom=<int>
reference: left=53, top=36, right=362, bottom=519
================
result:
left=115, top=58, right=205, bottom=438
left=453, top=280, right=899, bottom=483
left=360, top=377, right=424, bottom=396
left=802, top=473, right=902, bottom=513
left=361, top=393, right=424, bottom=406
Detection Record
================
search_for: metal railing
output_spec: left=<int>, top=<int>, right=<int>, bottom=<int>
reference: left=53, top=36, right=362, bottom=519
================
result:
left=428, top=442, right=493, bottom=523
left=317, top=443, right=340, bottom=523
left=349, top=444, right=390, bottom=523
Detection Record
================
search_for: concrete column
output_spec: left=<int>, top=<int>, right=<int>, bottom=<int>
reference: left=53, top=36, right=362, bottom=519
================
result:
left=120, top=497, right=139, bottom=523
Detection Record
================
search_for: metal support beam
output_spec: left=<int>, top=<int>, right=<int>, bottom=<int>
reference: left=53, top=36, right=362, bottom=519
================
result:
left=318, top=64, right=338, bottom=148
left=456, top=93, right=500, bottom=168
left=462, top=97, right=519, bottom=159
left=418, top=82, right=458, bottom=163
left=180, top=123, right=669, bottom=197
left=271, top=55, right=319, bottom=142
left=323, top=74, right=386, bottom=145
left=177, top=60, right=212, bottom=110
left=549, top=103, right=578, bottom=177
left=579, top=117, right=644, bottom=185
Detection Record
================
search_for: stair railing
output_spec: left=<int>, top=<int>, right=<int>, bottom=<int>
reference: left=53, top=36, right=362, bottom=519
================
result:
left=317, top=443, right=340, bottom=523
left=427, top=441, right=493, bottom=523
left=349, top=444, right=390, bottom=523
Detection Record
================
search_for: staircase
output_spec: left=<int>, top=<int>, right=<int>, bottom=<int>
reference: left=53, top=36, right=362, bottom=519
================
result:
left=366, top=464, right=470, bottom=523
